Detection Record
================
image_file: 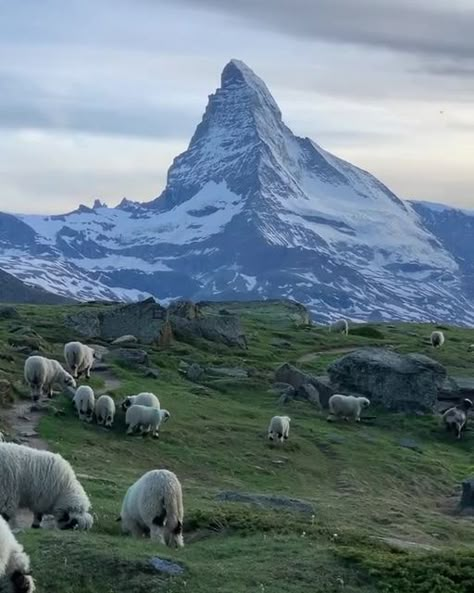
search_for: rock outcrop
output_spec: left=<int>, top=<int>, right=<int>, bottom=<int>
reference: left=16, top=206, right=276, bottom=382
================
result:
left=65, top=298, right=247, bottom=348
left=328, top=348, right=446, bottom=412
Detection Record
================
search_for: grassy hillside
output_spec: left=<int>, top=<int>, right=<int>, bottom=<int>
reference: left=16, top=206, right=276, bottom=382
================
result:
left=1, top=302, right=474, bottom=592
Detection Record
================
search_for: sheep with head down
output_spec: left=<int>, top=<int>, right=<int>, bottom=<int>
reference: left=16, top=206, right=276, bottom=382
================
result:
left=443, top=398, right=473, bottom=439
left=73, top=386, right=95, bottom=423
left=120, top=392, right=160, bottom=412
left=0, top=515, right=35, bottom=592
left=268, top=416, right=291, bottom=442
left=95, top=395, right=116, bottom=428
left=125, top=406, right=170, bottom=438
left=328, top=394, right=370, bottom=422
left=64, top=341, right=96, bottom=379
left=119, top=469, right=184, bottom=548
left=24, top=355, right=76, bottom=401
left=431, top=330, right=445, bottom=348
left=0, top=443, right=93, bottom=532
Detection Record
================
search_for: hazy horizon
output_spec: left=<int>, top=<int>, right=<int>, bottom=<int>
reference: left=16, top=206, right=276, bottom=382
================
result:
left=1, top=0, right=474, bottom=215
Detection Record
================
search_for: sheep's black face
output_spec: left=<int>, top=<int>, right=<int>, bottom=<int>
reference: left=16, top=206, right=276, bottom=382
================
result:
left=121, top=398, right=132, bottom=411
left=56, top=511, right=79, bottom=530
left=10, top=571, right=35, bottom=593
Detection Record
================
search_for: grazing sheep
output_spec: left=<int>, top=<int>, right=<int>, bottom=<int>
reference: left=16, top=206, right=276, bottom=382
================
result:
left=73, top=386, right=95, bottom=423
left=24, top=355, right=76, bottom=401
left=268, top=416, right=291, bottom=442
left=0, top=515, right=35, bottom=593
left=442, top=399, right=473, bottom=439
left=119, top=469, right=184, bottom=548
left=125, top=406, right=170, bottom=438
left=468, top=344, right=474, bottom=353
left=95, top=395, right=116, bottom=428
left=0, top=443, right=93, bottom=531
left=63, top=341, right=95, bottom=379
left=431, top=330, right=445, bottom=348
left=328, top=394, right=370, bottom=422
left=120, top=392, right=160, bottom=412
left=329, top=319, right=349, bottom=335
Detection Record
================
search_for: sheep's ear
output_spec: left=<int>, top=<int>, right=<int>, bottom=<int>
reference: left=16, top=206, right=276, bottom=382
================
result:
left=116, top=516, right=122, bottom=522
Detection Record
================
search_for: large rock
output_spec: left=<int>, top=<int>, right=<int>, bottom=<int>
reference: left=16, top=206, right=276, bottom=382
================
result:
left=66, top=298, right=247, bottom=348
left=328, top=348, right=446, bottom=412
left=168, top=300, right=200, bottom=320
left=171, top=315, right=247, bottom=349
left=439, top=376, right=474, bottom=402
left=110, top=348, right=149, bottom=368
left=274, top=364, right=335, bottom=408
left=296, top=384, right=321, bottom=407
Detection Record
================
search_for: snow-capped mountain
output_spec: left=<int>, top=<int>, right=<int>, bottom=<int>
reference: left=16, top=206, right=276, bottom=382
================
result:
left=0, top=60, right=473, bottom=324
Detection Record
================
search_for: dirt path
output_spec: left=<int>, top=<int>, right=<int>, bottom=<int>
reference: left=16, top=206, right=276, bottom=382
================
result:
left=3, top=400, right=49, bottom=450
left=297, top=347, right=356, bottom=364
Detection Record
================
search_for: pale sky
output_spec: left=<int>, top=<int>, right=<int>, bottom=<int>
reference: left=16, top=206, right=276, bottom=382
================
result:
left=1, top=0, right=473, bottom=214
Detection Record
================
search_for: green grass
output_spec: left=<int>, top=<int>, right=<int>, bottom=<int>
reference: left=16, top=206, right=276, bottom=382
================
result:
left=1, top=301, right=474, bottom=592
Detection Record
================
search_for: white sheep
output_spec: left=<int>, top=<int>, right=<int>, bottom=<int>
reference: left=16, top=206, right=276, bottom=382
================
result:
left=431, top=330, right=445, bottom=348
left=119, top=469, right=184, bottom=548
left=95, top=395, right=116, bottom=428
left=125, top=405, right=170, bottom=438
left=24, top=355, right=76, bottom=401
left=268, top=416, right=291, bottom=442
left=329, top=319, right=349, bottom=335
left=73, top=386, right=95, bottom=423
left=468, top=344, right=474, bottom=353
left=120, top=392, right=160, bottom=412
left=442, top=399, right=473, bottom=439
left=328, top=394, right=370, bottom=422
left=64, top=341, right=95, bottom=379
left=0, top=442, right=93, bottom=531
left=0, top=515, right=35, bottom=593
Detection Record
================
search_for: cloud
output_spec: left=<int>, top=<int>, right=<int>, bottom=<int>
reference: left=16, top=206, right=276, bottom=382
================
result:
left=168, top=0, right=474, bottom=61
left=0, top=73, right=198, bottom=140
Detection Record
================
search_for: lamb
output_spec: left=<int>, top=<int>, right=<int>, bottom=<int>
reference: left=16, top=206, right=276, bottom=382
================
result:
left=125, top=405, right=170, bottom=438
left=95, top=395, right=116, bottom=428
left=64, top=341, right=95, bottom=379
left=120, top=392, right=160, bottom=412
left=119, top=469, right=184, bottom=548
left=0, top=515, right=35, bottom=593
left=0, top=442, right=93, bottom=531
left=73, top=386, right=95, bottom=423
left=24, top=355, right=76, bottom=401
left=431, top=330, right=445, bottom=348
left=329, top=319, right=349, bottom=335
left=328, top=394, right=370, bottom=422
left=442, top=398, right=473, bottom=439
left=268, top=416, right=291, bottom=442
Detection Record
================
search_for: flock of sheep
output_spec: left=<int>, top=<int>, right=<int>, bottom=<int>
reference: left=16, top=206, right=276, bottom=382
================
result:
left=0, top=341, right=182, bottom=593
left=0, top=323, right=472, bottom=592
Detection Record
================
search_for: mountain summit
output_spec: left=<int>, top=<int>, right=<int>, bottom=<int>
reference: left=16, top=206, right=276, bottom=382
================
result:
left=0, top=60, right=473, bottom=323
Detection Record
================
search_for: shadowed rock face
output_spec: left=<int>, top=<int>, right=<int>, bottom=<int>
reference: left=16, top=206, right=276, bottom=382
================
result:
left=328, top=348, right=447, bottom=412
left=65, top=298, right=247, bottom=349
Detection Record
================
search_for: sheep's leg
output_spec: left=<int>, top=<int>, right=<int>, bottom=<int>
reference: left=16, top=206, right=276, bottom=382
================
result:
left=32, top=513, right=43, bottom=529
left=126, top=424, right=134, bottom=435
left=85, top=366, right=91, bottom=379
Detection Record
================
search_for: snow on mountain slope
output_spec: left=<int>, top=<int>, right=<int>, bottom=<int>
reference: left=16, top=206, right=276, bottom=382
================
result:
left=0, top=60, right=473, bottom=323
